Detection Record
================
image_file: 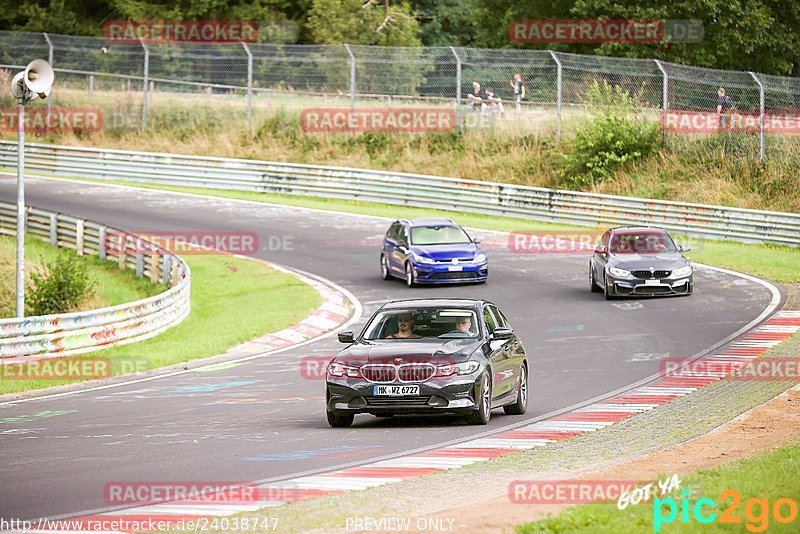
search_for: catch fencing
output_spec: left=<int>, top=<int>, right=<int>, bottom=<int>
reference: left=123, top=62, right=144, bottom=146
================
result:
left=0, top=199, right=191, bottom=358
left=1, top=141, right=798, bottom=247
left=3, top=31, right=800, bottom=159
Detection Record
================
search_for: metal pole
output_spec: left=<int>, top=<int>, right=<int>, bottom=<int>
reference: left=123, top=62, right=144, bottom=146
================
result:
left=344, top=44, right=355, bottom=110
left=450, top=46, right=462, bottom=132
left=89, top=74, right=94, bottom=97
left=242, top=42, right=253, bottom=127
left=141, top=40, right=149, bottom=130
left=548, top=50, right=562, bottom=142
left=749, top=71, right=765, bottom=161
left=43, top=33, right=53, bottom=133
left=655, top=60, right=668, bottom=148
left=16, top=97, right=25, bottom=318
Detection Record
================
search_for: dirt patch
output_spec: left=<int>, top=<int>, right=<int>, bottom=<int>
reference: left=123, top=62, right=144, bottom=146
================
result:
left=783, top=283, right=800, bottom=310
left=404, top=384, right=800, bottom=533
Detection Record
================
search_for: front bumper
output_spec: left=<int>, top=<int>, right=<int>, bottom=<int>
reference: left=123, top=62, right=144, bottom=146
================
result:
left=411, top=262, right=488, bottom=284
left=326, top=375, right=481, bottom=416
left=606, top=274, right=693, bottom=297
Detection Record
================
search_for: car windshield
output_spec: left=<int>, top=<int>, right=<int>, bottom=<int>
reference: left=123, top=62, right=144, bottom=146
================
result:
left=610, top=231, right=677, bottom=254
left=362, top=308, right=479, bottom=340
left=410, top=225, right=471, bottom=245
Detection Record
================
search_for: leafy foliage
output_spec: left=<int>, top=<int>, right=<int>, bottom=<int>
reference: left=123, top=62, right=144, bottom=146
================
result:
left=27, top=251, right=96, bottom=316
left=307, top=0, right=420, bottom=46
left=561, top=81, right=660, bottom=186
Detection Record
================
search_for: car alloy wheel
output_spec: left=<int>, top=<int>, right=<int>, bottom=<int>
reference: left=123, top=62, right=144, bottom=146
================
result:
left=405, top=262, right=416, bottom=287
left=380, top=254, right=391, bottom=280
left=504, top=364, right=527, bottom=415
left=468, top=371, right=492, bottom=425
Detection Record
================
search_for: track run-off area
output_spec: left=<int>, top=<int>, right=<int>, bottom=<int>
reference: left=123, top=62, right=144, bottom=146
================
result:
left=0, top=174, right=781, bottom=525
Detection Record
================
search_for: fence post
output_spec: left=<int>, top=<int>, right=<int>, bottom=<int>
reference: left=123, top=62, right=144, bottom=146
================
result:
left=242, top=42, right=253, bottom=127
left=548, top=50, right=562, bottom=142
left=749, top=71, right=765, bottom=161
left=654, top=60, right=668, bottom=148
left=450, top=46, right=462, bottom=132
left=49, top=213, right=57, bottom=246
left=140, top=40, right=149, bottom=131
left=43, top=33, right=53, bottom=132
left=89, top=74, right=94, bottom=97
left=344, top=44, right=355, bottom=110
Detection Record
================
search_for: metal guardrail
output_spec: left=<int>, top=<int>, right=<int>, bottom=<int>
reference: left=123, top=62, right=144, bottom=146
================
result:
left=0, top=199, right=191, bottom=358
left=1, top=141, right=799, bottom=247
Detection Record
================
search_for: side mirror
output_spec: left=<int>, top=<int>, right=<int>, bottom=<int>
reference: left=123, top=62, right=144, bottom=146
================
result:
left=491, top=327, right=513, bottom=340
left=595, top=246, right=607, bottom=254
left=679, top=245, right=691, bottom=252
left=472, top=236, right=484, bottom=244
left=338, top=331, right=354, bottom=344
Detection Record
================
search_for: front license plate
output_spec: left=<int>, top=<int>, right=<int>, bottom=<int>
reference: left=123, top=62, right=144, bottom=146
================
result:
left=644, top=279, right=662, bottom=285
left=373, top=385, right=420, bottom=396
left=448, top=266, right=463, bottom=272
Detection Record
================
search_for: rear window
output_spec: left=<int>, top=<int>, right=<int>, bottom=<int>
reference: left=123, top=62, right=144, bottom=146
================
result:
left=410, top=225, right=471, bottom=245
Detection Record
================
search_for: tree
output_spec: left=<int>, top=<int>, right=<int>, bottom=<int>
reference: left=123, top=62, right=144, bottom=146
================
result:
left=307, top=0, right=421, bottom=46
left=410, top=0, right=476, bottom=46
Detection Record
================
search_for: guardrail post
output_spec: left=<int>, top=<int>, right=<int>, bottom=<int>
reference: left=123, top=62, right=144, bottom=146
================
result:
left=242, top=42, right=253, bottom=128
left=43, top=33, right=53, bottom=133
left=655, top=60, right=668, bottom=148
left=549, top=50, right=562, bottom=142
left=98, top=226, right=107, bottom=260
left=118, top=233, right=127, bottom=270
left=162, top=253, right=172, bottom=284
left=76, top=219, right=85, bottom=256
left=450, top=46, right=462, bottom=133
left=150, top=250, right=159, bottom=283
left=136, top=252, right=144, bottom=278
left=749, top=71, right=765, bottom=161
left=140, top=40, right=149, bottom=131
left=49, top=213, right=57, bottom=246
left=344, top=44, right=355, bottom=110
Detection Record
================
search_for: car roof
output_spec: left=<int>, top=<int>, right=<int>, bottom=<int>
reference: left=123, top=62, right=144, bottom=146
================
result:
left=400, top=217, right=458, bottom=227
left=610, top=226, right=670, bottom=234
left=380, top=298, right=486, bottom=310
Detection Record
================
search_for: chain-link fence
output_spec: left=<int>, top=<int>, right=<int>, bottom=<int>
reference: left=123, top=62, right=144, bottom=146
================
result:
left=3, top=30, right=800, bottom=159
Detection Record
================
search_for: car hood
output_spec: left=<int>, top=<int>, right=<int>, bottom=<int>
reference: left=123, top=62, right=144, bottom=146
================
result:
left=608, top=252, right=688, bottom=270
left=411, top=243, right=480, bottom=262
left=337, top=339, right=482, bottom=364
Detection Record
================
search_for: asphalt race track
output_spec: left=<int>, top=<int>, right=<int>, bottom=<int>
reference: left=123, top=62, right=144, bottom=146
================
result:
left=0, top=174, right=778, bottom=522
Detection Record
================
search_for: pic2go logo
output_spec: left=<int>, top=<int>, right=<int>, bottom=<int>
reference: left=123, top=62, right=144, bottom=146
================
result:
left=654, top=489, right=798, bottom=532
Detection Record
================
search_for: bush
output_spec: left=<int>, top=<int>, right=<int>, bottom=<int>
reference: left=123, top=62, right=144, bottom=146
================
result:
left=27, top=252, right=96, bottom=316
left=562, top=81, right=660, bottom=187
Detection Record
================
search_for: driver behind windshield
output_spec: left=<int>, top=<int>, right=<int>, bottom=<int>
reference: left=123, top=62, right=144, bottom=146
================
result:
left=455, top=316, right=472, bottom=334
left=386, top=312, right=421, bottom=339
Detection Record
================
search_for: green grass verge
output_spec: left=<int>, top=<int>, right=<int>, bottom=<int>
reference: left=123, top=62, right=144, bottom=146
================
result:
left=21, top=172, right=800, bottom=284
left=515, top=441, right=800, bottom=533
left=0, top=246, right=322, bottom=394
left=0, top=235, right=162, bottom=319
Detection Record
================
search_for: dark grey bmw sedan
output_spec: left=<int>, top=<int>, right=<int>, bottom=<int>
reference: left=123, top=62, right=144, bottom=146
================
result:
left=589, top=227, right=693, bottom=299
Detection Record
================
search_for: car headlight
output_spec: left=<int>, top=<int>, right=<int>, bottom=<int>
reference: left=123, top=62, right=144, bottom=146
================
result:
left=327, top=362, right=361, bottom=378
left=673, top=265, right=693, bottom=277
left=609, top=267, right=631, bottom=277
left=473, top=253, right=486, bottom=263
left=412, top=252, right=435, bottom=264
left=433, top=361, right=481, bottom=377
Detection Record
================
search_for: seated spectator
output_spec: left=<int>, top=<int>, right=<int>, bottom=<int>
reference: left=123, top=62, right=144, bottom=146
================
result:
left=483, top=87, right=504, bottom=117
left=466, top=82, right=486, bottom=113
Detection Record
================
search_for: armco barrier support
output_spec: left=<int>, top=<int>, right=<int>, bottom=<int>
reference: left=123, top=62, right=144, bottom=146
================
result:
left=1, top=142, right=798, bottom=246
left=0, top=201, right=190, bottom=358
